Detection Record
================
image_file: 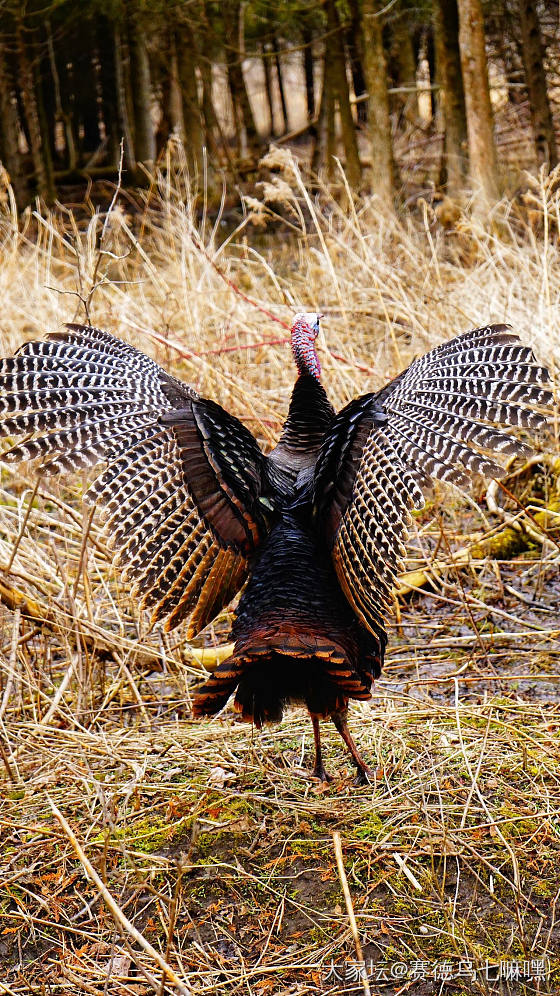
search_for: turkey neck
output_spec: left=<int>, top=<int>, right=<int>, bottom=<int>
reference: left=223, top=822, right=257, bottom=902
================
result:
left=267, top=374, right=334, bottom=497
left=279, top=374, right=334, bottom=453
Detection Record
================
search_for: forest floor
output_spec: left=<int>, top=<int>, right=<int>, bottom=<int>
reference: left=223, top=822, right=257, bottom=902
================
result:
left=0, top=152, right=560, bottom=995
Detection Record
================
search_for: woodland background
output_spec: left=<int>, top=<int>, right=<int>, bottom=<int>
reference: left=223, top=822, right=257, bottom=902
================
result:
left=0, top=0, right=560, bottom=209
left=1, top=2, right=560, bottom=995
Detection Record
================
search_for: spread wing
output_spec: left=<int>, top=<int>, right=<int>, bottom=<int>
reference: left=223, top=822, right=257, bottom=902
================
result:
left=313, top=324, right=553, bottom=636
left=0, top=324, right=271, bottom=637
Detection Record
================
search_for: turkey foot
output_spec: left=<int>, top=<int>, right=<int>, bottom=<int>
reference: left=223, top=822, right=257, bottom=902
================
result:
left=332, top=710, right=374, bottom=785
left=311, top=715, right=333, bottom=782
left=313, top=763, right=333, bottom=783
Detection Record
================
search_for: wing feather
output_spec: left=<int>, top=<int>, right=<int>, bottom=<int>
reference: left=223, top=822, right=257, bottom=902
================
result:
left=1, top=324, right=271, bottom=636
left=315, top=324, right=552, bottom=638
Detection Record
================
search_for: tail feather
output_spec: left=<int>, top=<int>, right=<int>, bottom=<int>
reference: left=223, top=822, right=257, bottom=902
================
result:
left=192, top=617, right=381, bottom=726
left=192, top=656, right=246, bottom=718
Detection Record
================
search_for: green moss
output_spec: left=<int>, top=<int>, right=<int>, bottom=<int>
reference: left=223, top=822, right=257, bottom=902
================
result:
left=524, top=762, right=542, bottom=777
left=531, top=879, right=558, bottom=900
left=353, top=813, right=385, bottom=841
left=496, top=803, right=540, bottom=840
left=288, top=838, right=330, bottom=859
left=470, top=527, right=539, bottom=560
left=6, top=788, right=25, bottom=800
left=307, top=926, right=330, bottom=944
left=92, top=813, right=193, bottom=854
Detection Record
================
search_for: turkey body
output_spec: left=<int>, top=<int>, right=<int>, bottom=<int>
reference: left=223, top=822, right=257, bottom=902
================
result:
left=0, top=316, right=553, bottom=782
left=195, top=374, right=384, bottom=764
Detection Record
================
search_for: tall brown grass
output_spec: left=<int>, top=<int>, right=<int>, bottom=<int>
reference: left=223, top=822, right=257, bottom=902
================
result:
left=1, top=148, right=558, bottom=422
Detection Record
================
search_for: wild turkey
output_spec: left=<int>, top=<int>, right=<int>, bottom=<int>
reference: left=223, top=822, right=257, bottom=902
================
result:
left=0, top=317, right=552, bottom=781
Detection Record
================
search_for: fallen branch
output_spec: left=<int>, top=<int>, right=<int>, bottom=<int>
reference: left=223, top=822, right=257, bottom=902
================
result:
left=0, top=571, right=228, bottom=673
left=398, top=459, right=560, bottom=596
left=0, top=575, right=56, bottom=627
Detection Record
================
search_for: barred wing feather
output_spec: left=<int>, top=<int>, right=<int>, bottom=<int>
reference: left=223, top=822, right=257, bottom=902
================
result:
left=0, top=324, right=269, bottom=637
left=315, top=324, right=552, bottom=636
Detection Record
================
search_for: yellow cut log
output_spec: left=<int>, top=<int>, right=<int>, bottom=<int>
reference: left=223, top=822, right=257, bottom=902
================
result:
left=188, top=643, right=235, bottom=670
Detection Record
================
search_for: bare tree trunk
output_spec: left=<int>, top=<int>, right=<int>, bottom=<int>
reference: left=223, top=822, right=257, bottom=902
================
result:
left=226, top=62, right=243, bottom=157
left=518, top=0, right=557, bottom=168
left=390, top=14, right=419, bottom=121
left=37, top=33, right=57, bottom=167
left=223, top=0, right=261, bottom=157
left=434, top=0, right=468, bottom=194
left=347, top=0, right=367, bottom=124
left=433, top=17, right=446, bottom=139
left=200, top=58, right=231, bottom=168
left=198, top=0, right=235, bottom=170
left=362, top=0, right=396, bottom=202
left=113, top=25, right=136, bottom=174
left=154, top=30, right=185, bottom=154
left=128, top=9, right=155, bottom=168
left=425, top=26, right=437, bottom=121
left=35, top=50, right=56, bottom=184
left=311, top=43, right=336, bottom=177
left=155, top=61, right=172, bottom=154
left=16, top=23, right=55, bottom=201
left=271, top=32, right=289, bottom=134
left=0, top=38, right=29, bottom=208
left=98, top=16, right=120, bottom=166
left=46, top=21, right=78, bottom=171
left=74, top=28, right=101, bottom=157
left=496, top=4, right=525, bottom=107
left=261, top=44, right=276, bottom=136
left=456, top=0, right=500, bottom=209
left=325, top=0, right=361, bottom=189
left=14, top=81, right=31, bottom=154
left=301, top=24, right=315, bottom=121
left=325, top=69, right=336, bottom=178
left=168, top=39, right=185, bottom=136
left=176, top=23, right=204, bottom=175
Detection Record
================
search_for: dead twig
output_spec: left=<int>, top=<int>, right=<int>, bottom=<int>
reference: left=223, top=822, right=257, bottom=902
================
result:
left=332, top=831, right=371, bottom=996
left=48, top=797, right=192, bottom=996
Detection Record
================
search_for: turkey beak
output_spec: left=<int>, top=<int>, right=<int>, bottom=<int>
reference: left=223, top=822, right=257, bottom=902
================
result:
left=313, top=315, right=323, bottom=339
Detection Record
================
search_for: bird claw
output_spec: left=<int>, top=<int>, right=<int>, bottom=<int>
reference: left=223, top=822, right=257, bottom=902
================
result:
left=312, top=764, right=333, bottom=783
left=353, top=765, right=379, bottom=787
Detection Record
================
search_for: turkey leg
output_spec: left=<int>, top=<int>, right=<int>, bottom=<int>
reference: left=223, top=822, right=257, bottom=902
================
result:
left=332, top=710, right=373, bottom=784
left=311, top=714, right=332, bottom=782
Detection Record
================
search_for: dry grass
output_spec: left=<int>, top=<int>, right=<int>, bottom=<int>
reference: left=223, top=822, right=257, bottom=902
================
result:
left=1, top=150, right=560, bottom=994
